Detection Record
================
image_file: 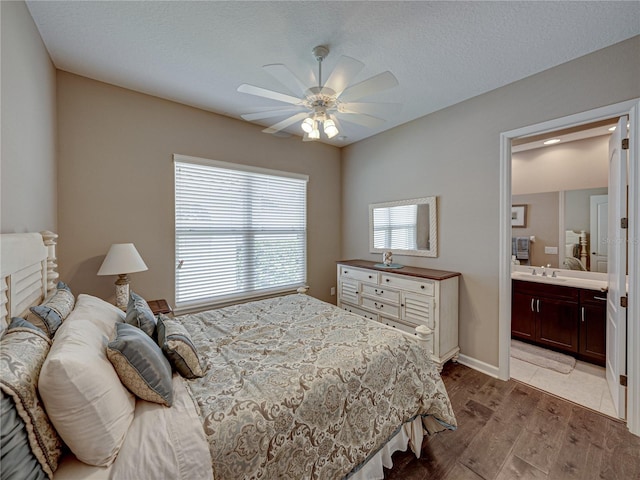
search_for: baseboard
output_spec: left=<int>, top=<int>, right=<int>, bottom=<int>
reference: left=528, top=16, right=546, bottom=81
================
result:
left=456, top=354, right=500, bottom=379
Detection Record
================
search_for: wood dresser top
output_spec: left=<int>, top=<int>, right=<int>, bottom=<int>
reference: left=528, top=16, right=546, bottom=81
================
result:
left=337, top=259, right=461, bottom=281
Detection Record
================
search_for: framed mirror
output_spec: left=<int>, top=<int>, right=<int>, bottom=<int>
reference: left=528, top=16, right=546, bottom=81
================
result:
left=369, top=196, right=438, bottom=257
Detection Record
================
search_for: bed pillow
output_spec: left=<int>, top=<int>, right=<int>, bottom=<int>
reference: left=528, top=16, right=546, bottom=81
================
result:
left=156, top=314, right=204, bottom=379
left=107, top=323, right=173, bottom=407
left=38, top=294, right=135, bottom=467
left=125, top=292, right=157, bottom=338
left=0, top=322, right=63, bottom=478
left=27, top=281, right=75, bottom=337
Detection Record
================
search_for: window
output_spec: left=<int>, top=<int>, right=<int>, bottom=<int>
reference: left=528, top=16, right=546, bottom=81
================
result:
left=174, top=155, right=308, bottom=311
left=372, top=204, right=418, bottom=250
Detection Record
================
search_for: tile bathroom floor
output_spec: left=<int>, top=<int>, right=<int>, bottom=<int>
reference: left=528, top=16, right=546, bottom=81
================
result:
left=510, top=354, right=617, bottom=417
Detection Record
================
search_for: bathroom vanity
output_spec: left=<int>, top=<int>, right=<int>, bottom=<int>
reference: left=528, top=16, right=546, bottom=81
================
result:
left=511, top=271, right=607, bottom=366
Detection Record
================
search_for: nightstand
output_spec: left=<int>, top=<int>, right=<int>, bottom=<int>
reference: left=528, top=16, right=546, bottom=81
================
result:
left=147, top=299, right=173, bottom=316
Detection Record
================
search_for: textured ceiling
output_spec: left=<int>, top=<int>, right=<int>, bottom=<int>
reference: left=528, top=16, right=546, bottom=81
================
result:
left=26, top=1, right=640, bottom=146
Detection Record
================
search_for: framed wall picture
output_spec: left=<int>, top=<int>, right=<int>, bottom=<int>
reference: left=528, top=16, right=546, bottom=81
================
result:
left=512, top=205, right=527, bottom=227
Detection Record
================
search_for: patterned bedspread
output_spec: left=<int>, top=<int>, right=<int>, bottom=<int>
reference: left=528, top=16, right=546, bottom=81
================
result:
left=181, top=294, right=456, bottom=480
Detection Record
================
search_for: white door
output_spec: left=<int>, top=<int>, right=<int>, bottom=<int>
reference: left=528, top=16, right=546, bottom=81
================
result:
left=590, top=194, right=608, bottom=272
left=606, top=116, right=628, bottom=419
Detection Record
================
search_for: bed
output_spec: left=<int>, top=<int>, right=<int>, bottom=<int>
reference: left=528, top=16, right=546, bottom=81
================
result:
left=564, top=230, right=588, bottom=271
left=0, top=232, right=456, bottom=480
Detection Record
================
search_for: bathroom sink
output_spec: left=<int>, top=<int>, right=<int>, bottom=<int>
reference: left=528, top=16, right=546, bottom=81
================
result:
left=510, top=270, right=608, bottom=290
left=511, top=271, right=567, bottom=283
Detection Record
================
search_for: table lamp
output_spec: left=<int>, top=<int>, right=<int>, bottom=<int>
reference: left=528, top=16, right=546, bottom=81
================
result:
left=97, top=243, right=148, bottom=310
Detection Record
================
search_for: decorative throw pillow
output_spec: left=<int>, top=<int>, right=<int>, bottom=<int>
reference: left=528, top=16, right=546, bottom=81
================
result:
left=0, top=392, right=47, bottom=480
left=125, top=292, right=157, bottom=338
left=6, top=316, right=42, bottom=332
left=107, top=323, right=173, bottom=407
left=0, top=324, right=63, bottom=478
left=27, top=281, right=75, bottom=337
left=156, top=314, right=204, bottom=379
left=39, top=294, right=135, bottom=467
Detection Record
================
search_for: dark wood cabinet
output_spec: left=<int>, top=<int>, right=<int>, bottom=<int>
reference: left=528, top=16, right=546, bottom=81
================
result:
left=536, top=295, right=579, bottom=353
left=512, top=291, right=536, bottom=341
left=512, top=280, right=606, bottom=365
left=579, top=290, right=607, bottom=366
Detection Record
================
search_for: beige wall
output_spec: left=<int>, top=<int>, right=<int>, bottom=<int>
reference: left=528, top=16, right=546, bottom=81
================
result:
left=341, top=36, right=640, bottom=368
left=56, top=72, right=341, bottom=307
left=1, top=1, right=57, bottom=233
left=512, top=135, right=609, bottom=195
left=512, top=192, right=559, bottom=268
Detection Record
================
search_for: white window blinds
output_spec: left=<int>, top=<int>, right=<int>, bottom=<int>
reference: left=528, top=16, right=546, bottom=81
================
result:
left=174, top=155, right=308, bottom=310
left=373, top=204, right=418, bottom=250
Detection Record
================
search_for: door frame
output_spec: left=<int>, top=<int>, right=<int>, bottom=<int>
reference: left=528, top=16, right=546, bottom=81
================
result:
left=498, top=99, right=640, bottom=435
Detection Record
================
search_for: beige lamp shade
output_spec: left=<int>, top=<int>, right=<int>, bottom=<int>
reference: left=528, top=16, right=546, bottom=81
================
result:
left=98, top=243, right=148, bottom=276
left=98, top=243, right=148, bottom=310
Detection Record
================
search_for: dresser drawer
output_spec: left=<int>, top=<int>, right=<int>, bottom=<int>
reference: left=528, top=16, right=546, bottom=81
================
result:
left=380, top=274, right=434, bottom=295
left=361, top=284, right=400, bottom=303
left=340, top=266, right=379, bottom=284
left=361, top=297, right=400, bottom=319
left=340, top=304, right=378, bottom=321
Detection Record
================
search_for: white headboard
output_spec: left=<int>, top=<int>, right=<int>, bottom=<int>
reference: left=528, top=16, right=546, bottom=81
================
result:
left=0, top=231, right=58, bottom=332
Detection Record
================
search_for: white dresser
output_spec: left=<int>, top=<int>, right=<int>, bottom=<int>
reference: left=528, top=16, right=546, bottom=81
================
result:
left=337, top=260, right=460, bottom=371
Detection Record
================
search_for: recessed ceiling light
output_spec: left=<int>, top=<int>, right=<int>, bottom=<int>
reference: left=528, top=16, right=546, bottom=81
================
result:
left=543, top=138, right=561, bottom=145
left=609, top=126, right=616, bottom=132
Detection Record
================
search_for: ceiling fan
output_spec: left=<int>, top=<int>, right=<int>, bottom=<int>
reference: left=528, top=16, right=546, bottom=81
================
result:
left=237, top=45, right=400, bottom=141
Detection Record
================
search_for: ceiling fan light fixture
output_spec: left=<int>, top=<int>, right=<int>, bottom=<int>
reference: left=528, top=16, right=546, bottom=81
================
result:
left=301, top=117, right=315, bottom=133
left=324, top=119, right=339, bottom=138
left=309, top=126, right=320, bottom=140
left=239, top=44, right=399, bottom=143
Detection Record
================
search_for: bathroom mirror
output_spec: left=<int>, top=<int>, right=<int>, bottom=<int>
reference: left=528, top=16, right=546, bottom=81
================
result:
left=369, top=196, right=437, bottom=257
left=511, top=187, right=608, bottom=272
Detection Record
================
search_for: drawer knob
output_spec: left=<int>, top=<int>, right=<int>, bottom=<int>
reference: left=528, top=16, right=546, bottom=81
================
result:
left=385, top=279, right=390, bottom=283
left=374, top=302, right=383, bottom=309
left=375, top=289, right=383, bottom=295
left=421, top=285, right=425, bottom=290
left=368, top=275, right=372, bottom=279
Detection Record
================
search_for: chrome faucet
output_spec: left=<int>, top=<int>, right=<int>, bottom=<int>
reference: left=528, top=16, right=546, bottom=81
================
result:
left=551, top=270, right=558, bottom=278
left=541, top=266, right=547, bottom=277
left=531, top=268, right=537, bottom=275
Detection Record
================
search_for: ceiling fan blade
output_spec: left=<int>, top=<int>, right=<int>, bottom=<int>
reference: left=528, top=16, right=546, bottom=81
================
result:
left=263, top=64, right=309, bottom=97
left=338, top=71, right=399, bottom=102
left=262, top=112, right=309, bottom=134
left=241, top=107, right=304, bottom=121
left=338, top=102, right=402, bottom=117
left=336, top=112, right=386, bottom=129
left=237, top=84, right=302, bottom=105
left=322, top=55, right=365, bottom=96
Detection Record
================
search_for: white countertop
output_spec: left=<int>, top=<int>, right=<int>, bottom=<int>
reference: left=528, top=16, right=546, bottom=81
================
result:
left=511, top=266, right=608, bottom=292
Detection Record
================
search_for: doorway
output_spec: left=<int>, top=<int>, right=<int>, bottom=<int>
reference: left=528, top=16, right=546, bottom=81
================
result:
left=498, top=99, right=640, bottom=435
left=510, top=122, right=614, bottom=415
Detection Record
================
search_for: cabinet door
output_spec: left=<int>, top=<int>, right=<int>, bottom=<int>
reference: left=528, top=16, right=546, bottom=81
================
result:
left=401, top=292, right=434, bottom=328
left=339, top=278, right=359, bottom=305
left=579, top=303, right=606, bottom=366
left=536, top=298, right=579, bottom=353
left=512, top=292, right=536, bottom=341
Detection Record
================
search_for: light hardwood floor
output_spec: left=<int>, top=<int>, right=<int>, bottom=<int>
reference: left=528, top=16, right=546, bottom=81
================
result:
left=384, top=362, right=640, bottom=480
